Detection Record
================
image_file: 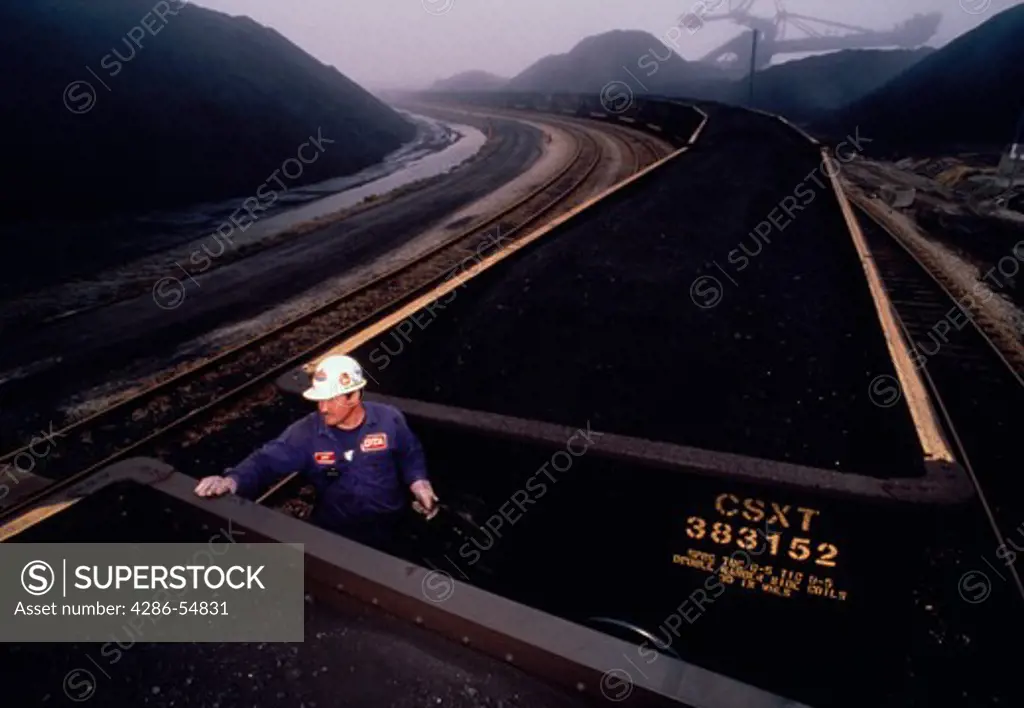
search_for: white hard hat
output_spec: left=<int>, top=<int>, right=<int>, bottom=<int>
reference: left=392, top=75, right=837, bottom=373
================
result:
left=303, top=355, right=367, bottom=401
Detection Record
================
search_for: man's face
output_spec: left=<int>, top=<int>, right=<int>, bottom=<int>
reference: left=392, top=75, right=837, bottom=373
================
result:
left=318, top=391, right=360, bottom=426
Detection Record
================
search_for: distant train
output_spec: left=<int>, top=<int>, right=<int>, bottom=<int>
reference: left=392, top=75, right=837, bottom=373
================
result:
left=419, top=90, right=705, bottom=147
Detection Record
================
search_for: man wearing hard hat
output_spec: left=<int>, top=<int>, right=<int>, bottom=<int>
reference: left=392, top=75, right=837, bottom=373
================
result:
left=194, top=354, right=438, bottom=545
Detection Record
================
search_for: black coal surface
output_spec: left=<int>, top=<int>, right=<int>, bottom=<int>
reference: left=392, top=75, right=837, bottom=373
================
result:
left=354, top=106, right=925, bottom=479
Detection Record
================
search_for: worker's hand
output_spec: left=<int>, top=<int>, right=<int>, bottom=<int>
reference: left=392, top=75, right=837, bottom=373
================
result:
left=194, top=475, right=238, bottom=498
left=410, top=480, right=439, bottom=519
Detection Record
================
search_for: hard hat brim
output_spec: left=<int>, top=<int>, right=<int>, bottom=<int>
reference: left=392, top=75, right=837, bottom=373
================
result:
left=302, top=379, right=366, bottom=401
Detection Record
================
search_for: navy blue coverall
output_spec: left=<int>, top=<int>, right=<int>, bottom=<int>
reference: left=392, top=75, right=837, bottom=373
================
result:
left=227, top=402, right=429, bottom=543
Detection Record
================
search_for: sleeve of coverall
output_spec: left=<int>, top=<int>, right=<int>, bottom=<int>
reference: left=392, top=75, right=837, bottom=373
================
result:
left=394, top=411, right=428, bottom=486
left=226, top=418, right=310, bottom=499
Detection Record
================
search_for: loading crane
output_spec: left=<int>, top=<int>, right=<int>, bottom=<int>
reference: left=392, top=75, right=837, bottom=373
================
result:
left=686, top=0, right=940, bottom=75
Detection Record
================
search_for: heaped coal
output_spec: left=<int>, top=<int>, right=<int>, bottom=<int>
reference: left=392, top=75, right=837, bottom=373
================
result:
left=356, top=106, right=925, bottom=479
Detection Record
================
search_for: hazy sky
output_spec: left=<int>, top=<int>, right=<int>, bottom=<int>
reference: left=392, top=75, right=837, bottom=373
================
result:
left=191, top=0, right=1022, bottom=89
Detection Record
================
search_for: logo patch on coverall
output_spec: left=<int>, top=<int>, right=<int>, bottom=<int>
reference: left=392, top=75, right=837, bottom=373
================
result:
left=360, top=433, right=388, bottom=452
left=314, top=451, right=336, bottom=464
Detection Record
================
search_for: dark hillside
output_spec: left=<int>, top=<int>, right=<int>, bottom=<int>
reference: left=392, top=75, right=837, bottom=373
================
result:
left=0, top=0, right=416, bottom=221
left=431, top=71, right=508, bottom=92
left=505, top=29, right=724, bottom=95
left=819, top=5, right=1024, bottom=153
left=741, top=47, right=934, bottom=122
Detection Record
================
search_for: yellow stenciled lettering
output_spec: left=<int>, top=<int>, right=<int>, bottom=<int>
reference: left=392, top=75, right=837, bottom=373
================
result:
left=715, top=493, right=739, bottom=517
left=736, top=527, right=757, bottom=550
left=685, top=496, right=840, bottom=574
left=768, top=502, right=792, bottom=529
left=780, top=569, right=803, bottom=583
left=741, top=498, right=765, bottom=523
left=815, top=543, right=839, bottom=567
left=685, top=516, right=706, bottom=540
left=711, top=522, right=732, bottom=545
left=788, top=537, right=811, bottom=561
left=796, top=507, right=820, bottom=532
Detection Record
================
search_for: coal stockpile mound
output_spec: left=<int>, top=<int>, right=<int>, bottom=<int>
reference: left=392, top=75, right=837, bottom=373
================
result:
left=357, top=106, right=925, bottom=478
left=820, top=5, right=1024, bottom=153
left=740, top=48, right=934, bottom=124
left=0, top=0, right=415, bottom=223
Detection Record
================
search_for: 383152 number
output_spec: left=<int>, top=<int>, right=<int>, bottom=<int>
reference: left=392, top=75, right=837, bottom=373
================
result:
left=685, top=516, right=838, bottom=567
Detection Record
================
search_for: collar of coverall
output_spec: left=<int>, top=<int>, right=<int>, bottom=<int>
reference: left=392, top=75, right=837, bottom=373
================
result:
left=315, top=399, right=379, bottom=439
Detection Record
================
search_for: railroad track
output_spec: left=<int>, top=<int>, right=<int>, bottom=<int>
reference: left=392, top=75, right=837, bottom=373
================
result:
left=0, top=120, right=624, bottom=519
left=612, top=126, right=667, bottom=174
left=567, top=117, right=670, bottom=174
left=429, top=103, right=673, bottom=179
left=518, top=114, right=670, bottom=191
left=854, top=203, right=1024, bottom=600
left=626, top=126, right=671, bottom=166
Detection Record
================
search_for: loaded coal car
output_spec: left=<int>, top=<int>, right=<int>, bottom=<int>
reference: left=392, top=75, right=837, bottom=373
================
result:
left=550, top=92, right=581, bottom=116
left=0, top=456, right=805, bottom=708
left=267, top=105, right=975, bottom=708
left=574, top=93, right=608, bottom=118
left=634, top=95, right=700, bottom=144
left=640, top=95, right=706, bottom=145
left=635, top=95, right=673, bottom=127
left=534, top=92, right=556, bottom=113
left=609, top=94, right=643, bottom=124
left=505, top=91, right=538, bottom=111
